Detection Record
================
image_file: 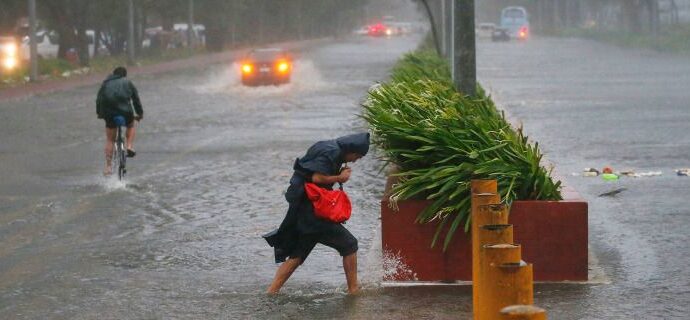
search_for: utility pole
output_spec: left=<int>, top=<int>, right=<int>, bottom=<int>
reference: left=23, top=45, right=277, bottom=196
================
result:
left=445, top=0, right=453, bottom=61
left=28, top=0, right=38, bottom=81
left=187, top=0, right=195, bottom=48
left=127, top=0, right=135, bottom=66
left=440, top=0, right=447, bottom=57
left=452, top=0, right=476, bottom=96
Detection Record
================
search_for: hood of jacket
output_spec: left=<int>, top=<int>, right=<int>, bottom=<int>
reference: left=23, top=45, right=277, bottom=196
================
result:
left=336, top=132, right=370, bottom=156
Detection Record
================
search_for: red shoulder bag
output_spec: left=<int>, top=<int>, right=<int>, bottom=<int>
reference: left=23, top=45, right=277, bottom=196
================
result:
left=304, top=182, right=352, bottom=223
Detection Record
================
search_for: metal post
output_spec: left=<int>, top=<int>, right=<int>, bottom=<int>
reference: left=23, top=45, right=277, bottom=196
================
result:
left=28, top=0, right=38, bottom=81
left=477, top=245, right=533, bottom=319
left=445, top=0, right=453, bottom=63
left=127, top=0, right=135, bottom=66
left=453, top=0, right=476, bottom=96
left=440, top=0, right=447, bottom=57
left=187, top=0, right=195, bottom=48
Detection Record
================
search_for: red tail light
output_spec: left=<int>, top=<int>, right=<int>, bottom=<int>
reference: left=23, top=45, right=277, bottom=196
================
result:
left=519, top=26, right=529, bottom=39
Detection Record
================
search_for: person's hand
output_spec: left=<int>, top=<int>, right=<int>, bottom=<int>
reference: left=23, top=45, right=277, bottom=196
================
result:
left=338, top=167, right=352, bottom=183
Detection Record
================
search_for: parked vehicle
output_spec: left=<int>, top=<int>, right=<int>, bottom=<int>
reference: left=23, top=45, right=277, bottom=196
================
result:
left=476, top=23, right=496, bottom=39
left=491, top=27, right=510, bottom=42
left=240, top=48, right=292, bottom=86
left=500, top=6, right=530, bottom=40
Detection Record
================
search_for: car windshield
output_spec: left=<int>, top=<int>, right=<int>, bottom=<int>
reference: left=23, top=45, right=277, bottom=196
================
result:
left=501, top=7, right=528, bottom=26
left=503, top=9, right=525, bottom=19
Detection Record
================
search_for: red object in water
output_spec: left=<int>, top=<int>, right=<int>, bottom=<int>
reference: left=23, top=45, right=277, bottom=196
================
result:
left=304, top=183, right=352, bottom=223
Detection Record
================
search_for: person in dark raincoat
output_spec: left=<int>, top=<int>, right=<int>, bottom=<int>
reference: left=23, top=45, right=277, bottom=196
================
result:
left=264, top=133, right=370, bottom=294
left=96, top=66, right=143, bottom=176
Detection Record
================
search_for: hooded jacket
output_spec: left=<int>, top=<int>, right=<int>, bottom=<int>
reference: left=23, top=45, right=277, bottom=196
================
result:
left=96, top=74, right=143, bottom=120
left=264, top=133, right=370, bottom=263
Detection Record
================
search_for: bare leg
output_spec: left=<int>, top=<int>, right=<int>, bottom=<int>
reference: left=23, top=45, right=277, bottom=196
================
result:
left=267, top=257, right=302, bottom=294
left=125, top=122, right=137, bottom=151
left=343, top=253, right=358, bottom=294
left=104, top=127, right=116, bottom=175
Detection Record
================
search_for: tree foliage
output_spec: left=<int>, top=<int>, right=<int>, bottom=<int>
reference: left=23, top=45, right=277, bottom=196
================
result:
left=1, top=0, right=371, bottom=63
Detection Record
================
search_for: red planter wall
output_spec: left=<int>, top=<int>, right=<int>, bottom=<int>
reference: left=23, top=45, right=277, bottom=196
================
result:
left=381, top=180, right=588, bottom=282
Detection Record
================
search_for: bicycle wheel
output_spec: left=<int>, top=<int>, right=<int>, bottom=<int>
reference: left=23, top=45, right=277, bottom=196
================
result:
left=117, top=128, right=127, bottom=180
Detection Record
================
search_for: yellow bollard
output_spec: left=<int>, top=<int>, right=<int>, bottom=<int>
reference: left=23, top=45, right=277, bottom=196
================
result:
left=484, top=262, right=534, bottom=320
left=475, top=244, right=522, bottom=320
left=478, top=224, right=514, bottom=248
left=471, top=179, right=497, bottom=194
left=471, top=193, right=501, bottom=316
left=500, top=305, right=547, bottom=320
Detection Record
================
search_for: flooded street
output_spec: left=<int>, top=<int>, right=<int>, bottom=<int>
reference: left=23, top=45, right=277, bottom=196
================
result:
left=1, top=33, right=689, bottom=319
left=479, top=38, right=690, bottom=318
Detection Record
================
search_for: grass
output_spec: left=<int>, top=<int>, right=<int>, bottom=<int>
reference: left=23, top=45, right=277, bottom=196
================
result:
left=362, top=49, right=561, bottom=250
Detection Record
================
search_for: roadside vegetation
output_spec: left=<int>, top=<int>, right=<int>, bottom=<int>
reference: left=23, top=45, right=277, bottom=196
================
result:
left=1, top=0, right=371, bottom=88
left=362, top=49, right=561, bottom=250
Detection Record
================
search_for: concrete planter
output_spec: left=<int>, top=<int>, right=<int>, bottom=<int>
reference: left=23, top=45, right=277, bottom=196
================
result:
left=381, top=176, right=588, bottom=282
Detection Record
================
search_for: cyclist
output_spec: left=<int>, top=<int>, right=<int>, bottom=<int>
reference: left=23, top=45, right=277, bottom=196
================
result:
left=96, top=67, right=144, bottom=176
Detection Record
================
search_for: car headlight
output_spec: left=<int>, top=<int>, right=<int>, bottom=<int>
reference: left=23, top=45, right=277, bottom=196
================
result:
left=2, top=42, right=18, bottom=56
left=242, top=63, right=253, bottom=74
left=3, top=56, right=17, bottom=70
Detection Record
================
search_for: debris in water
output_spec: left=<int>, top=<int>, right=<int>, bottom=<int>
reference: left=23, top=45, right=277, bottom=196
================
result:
left=582, top=167, right=600, bottom=177
left=602, top=173, right=619, bottom=181
left=599, top=188, right=627, bottom=197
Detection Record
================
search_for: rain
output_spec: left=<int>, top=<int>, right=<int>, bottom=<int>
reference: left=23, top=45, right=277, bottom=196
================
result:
left=1, top=0, right=689, bottom=319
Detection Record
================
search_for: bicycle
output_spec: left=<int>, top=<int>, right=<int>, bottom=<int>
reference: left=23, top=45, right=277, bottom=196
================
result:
left=111, top=115, right=127, bottom=180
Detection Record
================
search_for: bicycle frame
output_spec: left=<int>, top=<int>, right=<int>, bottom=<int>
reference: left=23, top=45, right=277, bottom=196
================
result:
left=111, top=117, right=127, bottom=180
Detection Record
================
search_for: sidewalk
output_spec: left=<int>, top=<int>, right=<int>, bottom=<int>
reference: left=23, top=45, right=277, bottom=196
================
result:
left=0, top=38, right=327, bottom=102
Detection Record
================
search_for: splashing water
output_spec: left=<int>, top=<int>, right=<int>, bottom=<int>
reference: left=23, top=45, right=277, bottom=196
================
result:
left=359, top=227, right=417, bottom=288
left=192, top=59, right=333, bottom=95
left=100, top=175, right=128, bottom=191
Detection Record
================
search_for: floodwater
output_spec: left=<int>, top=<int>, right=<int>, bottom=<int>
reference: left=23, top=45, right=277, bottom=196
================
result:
left=1, top=33, right=689, bottom=319
left=478, top=37, right=690, bottom=318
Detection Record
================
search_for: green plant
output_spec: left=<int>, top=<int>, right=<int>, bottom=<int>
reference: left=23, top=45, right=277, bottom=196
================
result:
left=362, top=51, right=561, bottom=250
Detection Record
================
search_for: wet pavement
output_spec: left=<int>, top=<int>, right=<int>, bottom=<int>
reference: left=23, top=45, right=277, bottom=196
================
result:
left=1, top=33, right=689, bottom=319
left=479, top=37, right=690, bottom=318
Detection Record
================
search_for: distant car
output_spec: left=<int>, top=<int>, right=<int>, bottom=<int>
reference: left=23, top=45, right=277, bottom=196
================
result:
left=0, top=36, right=20, bottom=73
left=491, top=28, right=510, bottom=42
left=367, top=23, right=391, bottom=37
left=353, top=26, right=369, bottom=36
left=500, top=6, right=530, bottom=40
left=476, top=23, right=496, bottom=39
left=240, top=48, right=292, bottom=86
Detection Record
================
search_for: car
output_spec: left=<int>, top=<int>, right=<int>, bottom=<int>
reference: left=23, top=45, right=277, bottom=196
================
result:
left=476, top=23, right=496, bottom=39
left=500, top=6, right=530, bottom=40
left=240, top=48, right=292, bottom=86
left=353, top=26, right=369, bottom=36
left=367, top=23, right=390, bottom=37
left=491, top=27, right=510, bottom=42
left=0, top=36, right=20, bottom=73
